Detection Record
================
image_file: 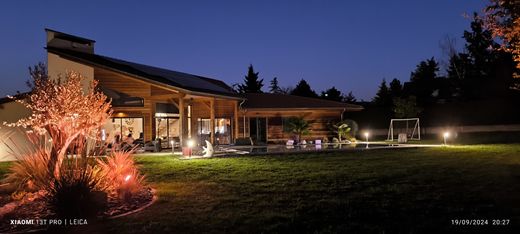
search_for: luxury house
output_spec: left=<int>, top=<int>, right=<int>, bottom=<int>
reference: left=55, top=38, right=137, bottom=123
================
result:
left=0, top=29, right=362, bottom=159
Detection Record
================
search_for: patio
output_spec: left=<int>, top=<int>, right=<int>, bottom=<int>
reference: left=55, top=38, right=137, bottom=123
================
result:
left=134, top=142, right=444, bottom=159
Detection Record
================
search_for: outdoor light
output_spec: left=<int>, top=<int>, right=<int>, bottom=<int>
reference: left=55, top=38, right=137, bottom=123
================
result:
left=443, top=131, right=450, bottom=145
left=101, top=129, right=106, bottom=141
left=186, top=139, right=195, bottom=157
left=187, top=139, right=195, bottom=148
left=124, top=174, right=132, bottom=182
left=170, top=140, right=175, bottom=154
left=364, top=131, right=370, bottom=148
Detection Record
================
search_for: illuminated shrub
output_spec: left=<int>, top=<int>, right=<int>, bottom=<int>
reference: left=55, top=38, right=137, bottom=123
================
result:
left=97, top=150, right=144, bottom=201
left=3, top=147, right=52, bottom=192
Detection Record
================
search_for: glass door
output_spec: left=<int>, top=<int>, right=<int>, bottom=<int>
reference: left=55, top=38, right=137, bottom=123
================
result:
left=197, top=118, right=232, bottom=145
left=249, top=117, right=267, bottom=144
left=155, top=117, right=180, bottom=148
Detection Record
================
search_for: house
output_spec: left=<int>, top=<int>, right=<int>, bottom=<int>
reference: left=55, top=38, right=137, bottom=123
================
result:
left=240, top=93, right=362, bottom=143
left=0, top=29, right=362, bottom=159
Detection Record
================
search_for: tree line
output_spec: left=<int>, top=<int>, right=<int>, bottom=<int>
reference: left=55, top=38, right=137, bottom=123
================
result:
left=232, top=0, right=519, bottom=120
left=233, top=64, right=357, bottom=103
left=371, top=9, right=519, bottom=118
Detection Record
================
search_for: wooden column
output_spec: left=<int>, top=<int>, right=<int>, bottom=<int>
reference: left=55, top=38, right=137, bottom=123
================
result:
left=178, top=96, right=185, bottom=146
left=210, top=98, right=215, bottom=144
left=150, top=100, right=156, bottom=141
left=234, top=100, right=239, bottom=142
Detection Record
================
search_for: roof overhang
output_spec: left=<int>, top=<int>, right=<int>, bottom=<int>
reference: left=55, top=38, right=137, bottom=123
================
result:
left=47, top=49, right=245, bottom=101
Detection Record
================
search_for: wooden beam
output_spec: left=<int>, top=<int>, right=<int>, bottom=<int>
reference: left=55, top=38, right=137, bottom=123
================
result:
left=210, top=98, right=215, bottom=145
left=234, top=100, right=239, bottom=143
left=150, top=100, right=156, bottom=141
left=178, top=95, right=185, bottom=146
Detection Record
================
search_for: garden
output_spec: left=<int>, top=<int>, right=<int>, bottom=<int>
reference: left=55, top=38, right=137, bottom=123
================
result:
left=0, top=67, right=152, bottom=233
left=2, top=143, right=520, bottom=232
left=0, top=67, right=519, bottom=233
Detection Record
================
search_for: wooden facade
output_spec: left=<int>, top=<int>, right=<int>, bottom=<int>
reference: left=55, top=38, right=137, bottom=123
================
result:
left=94, top=66, right=240, bottom=146
left=238, top=109, right=343, bottom=143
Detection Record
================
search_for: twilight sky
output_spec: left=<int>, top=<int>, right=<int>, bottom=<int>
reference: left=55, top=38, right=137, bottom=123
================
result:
left=0, top=0, right=487, bottom=100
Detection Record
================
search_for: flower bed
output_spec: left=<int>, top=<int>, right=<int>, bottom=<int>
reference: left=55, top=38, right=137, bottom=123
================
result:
left=0, top=186, right=154, bottom=233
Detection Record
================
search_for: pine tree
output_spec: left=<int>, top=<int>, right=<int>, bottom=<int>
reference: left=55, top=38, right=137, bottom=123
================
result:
left=410, top=57, right=439, bottom=82
left=373, top=79, right=391, bottom=106
left=269, top=77, right=282, bottom=93
left=290, top=79, right=318, bottom=98
left=463, top=13, right=498, bottom=79
left=389, top=78, right=402, bottom=98
left=408, top=57, right=440, bottom=105
left=238, top=64, right=264, bottom=93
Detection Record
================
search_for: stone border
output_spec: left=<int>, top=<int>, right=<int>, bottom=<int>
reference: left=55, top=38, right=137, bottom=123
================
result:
left=108, top=188, right=157, bottom=219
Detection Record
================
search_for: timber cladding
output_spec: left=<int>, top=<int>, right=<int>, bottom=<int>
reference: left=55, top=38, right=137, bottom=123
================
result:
left=95, top=67, right=179, bottom=142
left=241, top=109, right=342, bottom=143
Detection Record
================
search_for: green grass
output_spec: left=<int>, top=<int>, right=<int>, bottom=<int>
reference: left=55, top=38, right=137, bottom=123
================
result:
left=3, top=145, right=520, bottom=233
left=372, top=131, right=520, bottom=145
left=96, top=144, right=520, bottom=233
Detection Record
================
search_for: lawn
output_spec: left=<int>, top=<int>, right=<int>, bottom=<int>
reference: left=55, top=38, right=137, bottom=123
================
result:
left=63, top=144, right=520, bottom=233
left=2, top=144, right=520, bottom=233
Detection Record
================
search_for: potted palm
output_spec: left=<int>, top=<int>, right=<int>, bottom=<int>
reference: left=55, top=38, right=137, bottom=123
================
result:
left=284, top=117, right=311, bottom=145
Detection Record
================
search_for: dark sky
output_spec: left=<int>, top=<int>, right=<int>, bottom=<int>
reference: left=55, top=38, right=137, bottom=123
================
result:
left=0, top=0, right=487, bottom=100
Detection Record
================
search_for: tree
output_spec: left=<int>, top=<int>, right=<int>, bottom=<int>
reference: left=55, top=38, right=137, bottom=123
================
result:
left=408, top=57, right=440, bottom=105
left=5, top=68, right=112, bottom=177
left=393, top=96, right=422, bottom=118
left=320, top=86, right=343, bottom=102
left=343, top=91, right=357, bottom=103
left=482, top=0, right=520, bottom=78
left=238, top=64, right=264, bottom=93
left=447, top=53, right=472, bottom=81
left=283, top=117, right=311, bottom=143
left=26, top=62, right=48, bottom=89
left=279, top=86, right=293, bottom=95
left=372, top=79, right=391, bottom=106
left=290, top=79, right=318, bottom=98
left=269, top=77, right=282, bottom=94
left=389, top=78, right=403, bottom=98
left=464, top=13, right=499, bottom=79
left=410, top=57, right=439, bottom=82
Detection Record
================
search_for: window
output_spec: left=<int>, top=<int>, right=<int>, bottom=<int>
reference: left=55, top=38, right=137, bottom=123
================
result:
left=102, top=117, right=144, bottom=143
left=197, top=118, right=232, bottom=144
left=155, top=117, right=180, bottom=148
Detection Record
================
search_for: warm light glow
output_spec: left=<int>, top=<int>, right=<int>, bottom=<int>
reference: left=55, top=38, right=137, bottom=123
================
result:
left=124, top=174, right=132, bottom=182
left=443, top=131, right=450, bottom=145
left=187, top=139, right=195, bottom=148
left=170, top=140, right=174, bottom=146
left=364, top=132, right=369, bottom=138
left=101, top=129, right=106, bottom=141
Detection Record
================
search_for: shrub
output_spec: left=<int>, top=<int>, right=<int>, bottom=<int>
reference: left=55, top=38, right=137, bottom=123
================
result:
left=3, top=133, right=54, bottom=192
left=342, top=119, right=359, bottom=140
left=3, top=132, right=108, bottom=217
left=48, top=158, right=107, bottom=217
left=97, top=150, right=144, bottom=201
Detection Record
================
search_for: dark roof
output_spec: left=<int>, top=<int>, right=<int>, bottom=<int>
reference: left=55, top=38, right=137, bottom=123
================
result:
left=45, top=28, right=96, bottom=44
left=47, top=47, right=241, bottom=99
left=242, top=93, right=363, bottom=111
left=45, top=28, right=95, bottom=43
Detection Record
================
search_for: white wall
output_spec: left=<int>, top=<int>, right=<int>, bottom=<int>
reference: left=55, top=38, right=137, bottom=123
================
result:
left=0, top=101, right=32, bottom=161
left=47, top=52, right=94, bottom=89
